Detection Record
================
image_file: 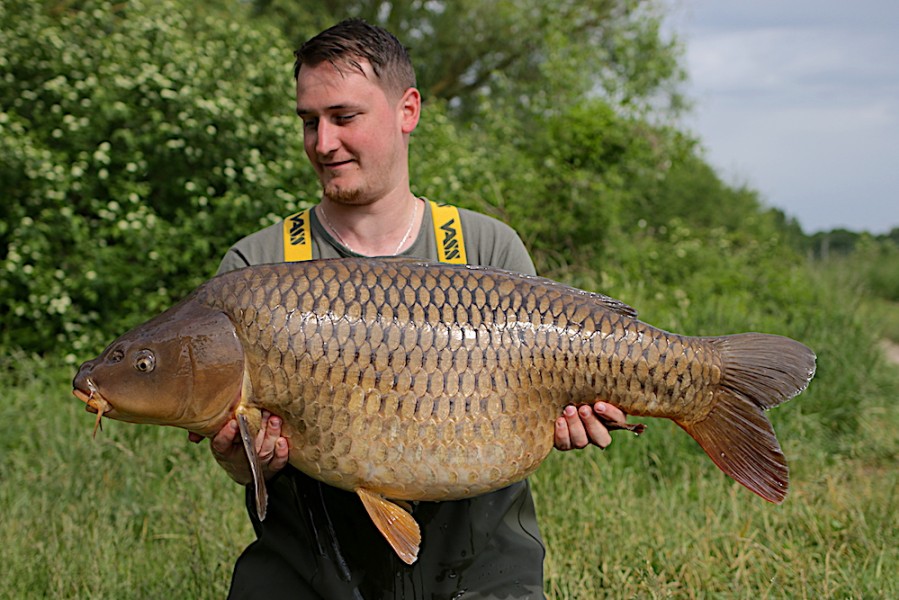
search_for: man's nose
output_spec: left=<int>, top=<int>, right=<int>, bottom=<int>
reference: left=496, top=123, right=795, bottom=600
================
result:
left=315, top=120, right=339, bottom=155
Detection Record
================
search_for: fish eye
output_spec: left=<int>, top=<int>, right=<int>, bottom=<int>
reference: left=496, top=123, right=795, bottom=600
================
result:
left=133, top=350, right=156, bottom=373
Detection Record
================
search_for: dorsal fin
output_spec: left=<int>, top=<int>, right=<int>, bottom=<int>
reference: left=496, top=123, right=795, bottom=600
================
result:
left=356, top=488, right=421, bottom=565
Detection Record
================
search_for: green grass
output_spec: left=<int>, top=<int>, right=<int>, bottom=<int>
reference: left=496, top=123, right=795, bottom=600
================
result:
left=0, top=354, right=253, bottom=599
left=809, top=251, right=899, bottom=344
left=536, top=408, right=898, bottom=599
left=532, top=276, right=899, bottom=599
left=863, top=297, right=899, bottom=345
left=2, top=308, right=897, bottom=598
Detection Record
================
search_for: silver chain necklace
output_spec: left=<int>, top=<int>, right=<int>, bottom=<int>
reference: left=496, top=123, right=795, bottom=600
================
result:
left=317, top=199, right=419, bottom=256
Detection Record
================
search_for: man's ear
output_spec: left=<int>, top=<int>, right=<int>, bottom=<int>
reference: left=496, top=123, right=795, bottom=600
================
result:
left=399, top=87, right=421, bottom=134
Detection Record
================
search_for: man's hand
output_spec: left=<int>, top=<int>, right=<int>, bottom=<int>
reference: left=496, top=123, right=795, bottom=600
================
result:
left=554, top=401, right=628, bottom=451
left=191, top=411, right=290, bottom=485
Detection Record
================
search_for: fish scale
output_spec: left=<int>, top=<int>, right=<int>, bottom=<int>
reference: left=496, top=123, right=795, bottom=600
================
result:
left=73, top=257, right=816, bottom=564
left=197, top=259, right=741, bottom=496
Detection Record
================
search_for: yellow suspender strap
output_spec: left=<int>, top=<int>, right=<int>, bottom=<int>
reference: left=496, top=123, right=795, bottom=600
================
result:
left=430, top=201, right=467, bottom=264
left=282, top=208, right=312, bottom=262
left=283, top=203, right=467, bottom=264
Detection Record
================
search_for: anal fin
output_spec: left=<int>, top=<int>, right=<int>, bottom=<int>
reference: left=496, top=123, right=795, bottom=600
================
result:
left=356, top=488, right=421, bottom=565
left=676, top=388, right=788, bottom=504
left=237, top=413, right=268, bottom=520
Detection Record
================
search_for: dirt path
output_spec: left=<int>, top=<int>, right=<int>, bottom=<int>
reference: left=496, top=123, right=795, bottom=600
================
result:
left=880, top=339, right=899, bottom=365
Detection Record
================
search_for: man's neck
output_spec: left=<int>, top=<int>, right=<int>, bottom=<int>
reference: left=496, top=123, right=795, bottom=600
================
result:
left=318, top=191, right=424, bottom=257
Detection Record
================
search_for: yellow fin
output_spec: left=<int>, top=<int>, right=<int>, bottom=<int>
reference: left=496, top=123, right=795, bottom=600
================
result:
left=356, top=488, right=420, bottom=565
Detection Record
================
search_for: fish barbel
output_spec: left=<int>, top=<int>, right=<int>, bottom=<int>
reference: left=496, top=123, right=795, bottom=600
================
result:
left=72, top=258, right=816, bottom=564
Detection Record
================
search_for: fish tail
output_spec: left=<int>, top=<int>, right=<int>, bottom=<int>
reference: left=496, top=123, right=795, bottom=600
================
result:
left=674, top=333, right=816, bottom=503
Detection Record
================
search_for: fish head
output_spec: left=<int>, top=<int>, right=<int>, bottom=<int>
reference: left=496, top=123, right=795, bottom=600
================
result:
left=72, top=296, right=245, bottom=437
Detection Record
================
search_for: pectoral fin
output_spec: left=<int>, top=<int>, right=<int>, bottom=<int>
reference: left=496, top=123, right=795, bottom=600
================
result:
left=356, top=488, right=421, bottom=565
left=237, top=413, right=268, bottom=520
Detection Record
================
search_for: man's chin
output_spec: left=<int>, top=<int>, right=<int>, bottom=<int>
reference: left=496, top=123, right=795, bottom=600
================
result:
left=322, top=184, right=366, bottom=206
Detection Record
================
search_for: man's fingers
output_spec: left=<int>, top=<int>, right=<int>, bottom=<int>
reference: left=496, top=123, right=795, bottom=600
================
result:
left=254, top=410, right=272, bottom=447
left=553, top=402, right=632, bottom=451
left=554, top=416, right=572, bottom=450
left=594, top=401, right=628, bottom=428
left=579, top=405, right=612, bottom=449
left=210, top=419, right=239, bottom=454
left=267, top=438, right=290, bottom=474
left=563, top=405, right=590, bottom=449
left=256, top=414, right=282, bottom=461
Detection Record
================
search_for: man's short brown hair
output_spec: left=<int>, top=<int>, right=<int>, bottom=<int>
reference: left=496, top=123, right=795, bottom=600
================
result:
left=294, top=19, right=416, bottom=98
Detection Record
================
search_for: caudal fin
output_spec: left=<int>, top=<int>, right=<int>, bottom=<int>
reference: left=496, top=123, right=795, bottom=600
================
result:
left=676, top=333, right=816, bottom=503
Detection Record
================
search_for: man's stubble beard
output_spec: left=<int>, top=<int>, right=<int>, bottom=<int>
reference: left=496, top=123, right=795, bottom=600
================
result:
left=322, top=181, right=370, bottom=207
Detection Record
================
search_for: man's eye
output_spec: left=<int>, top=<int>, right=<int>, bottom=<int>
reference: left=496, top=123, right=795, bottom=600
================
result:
left=303, top=118, right=318, bottom=130
left=335, top=114, right=356, bottom=123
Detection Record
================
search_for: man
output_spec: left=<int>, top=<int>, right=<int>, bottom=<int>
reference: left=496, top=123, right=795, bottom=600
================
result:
left=204, top=19, right=628, bottom=599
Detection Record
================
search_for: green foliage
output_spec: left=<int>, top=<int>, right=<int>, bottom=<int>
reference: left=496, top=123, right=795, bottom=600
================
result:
left=415, top=95, right=692, bottom=276
left=811, top=237, right=899, bottom=343
left=1, top=0, right=317, bottom=355
left=848, top=237, right=899, bottom=302
left=807, top=226, right=899, bottom=258
left=529, top=100, right=683, bottom=267
left=807, top=227, right=866, bottom=257
left=810, top=234, right=899, bottom=303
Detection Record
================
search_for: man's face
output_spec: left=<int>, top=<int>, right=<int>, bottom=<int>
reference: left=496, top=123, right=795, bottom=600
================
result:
left=296, top=60, right=418, bottom=205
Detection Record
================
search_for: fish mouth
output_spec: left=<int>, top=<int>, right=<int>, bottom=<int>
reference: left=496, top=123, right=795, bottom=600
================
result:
left=72, top=379, right=112, bottom=437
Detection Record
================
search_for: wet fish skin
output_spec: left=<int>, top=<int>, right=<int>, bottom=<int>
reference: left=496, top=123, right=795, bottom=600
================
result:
left=73, top=298, right=245, bottom=433
left=73, top=257, right=816, bottom=563
left=190, top=258, right=813, bottom=501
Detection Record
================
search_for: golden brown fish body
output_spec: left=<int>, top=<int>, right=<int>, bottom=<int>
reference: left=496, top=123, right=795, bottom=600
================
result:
left=205, top=261, right=710, bottom=500
left=73, top=257, right=816, bottom=563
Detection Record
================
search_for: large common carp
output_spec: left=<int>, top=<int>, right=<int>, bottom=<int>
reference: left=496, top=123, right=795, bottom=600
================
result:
left=72, top=258, right=816, bottom=564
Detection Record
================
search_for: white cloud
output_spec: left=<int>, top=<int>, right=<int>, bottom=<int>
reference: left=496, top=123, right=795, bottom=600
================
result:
left=668, top=0, right=899, bottom=233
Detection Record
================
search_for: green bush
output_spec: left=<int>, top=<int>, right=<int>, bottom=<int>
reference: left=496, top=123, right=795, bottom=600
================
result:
left=1, top=0, right=317, bottom=356
left=861, top=240, right=899, bottom=302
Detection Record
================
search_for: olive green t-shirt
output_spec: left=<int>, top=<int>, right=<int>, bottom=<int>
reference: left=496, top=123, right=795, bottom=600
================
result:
left=217, top=201, right=536, bottom=277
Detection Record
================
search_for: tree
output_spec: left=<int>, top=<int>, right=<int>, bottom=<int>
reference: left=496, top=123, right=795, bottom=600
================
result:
left=0, top=0, right=316, bottom=354
left=0, top=0, right=812, bottom=360
left=251, top=0, right=686, bottom=119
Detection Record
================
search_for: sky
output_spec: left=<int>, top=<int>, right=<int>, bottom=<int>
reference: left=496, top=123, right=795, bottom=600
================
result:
left=663, top=0, right=899, bottom=234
